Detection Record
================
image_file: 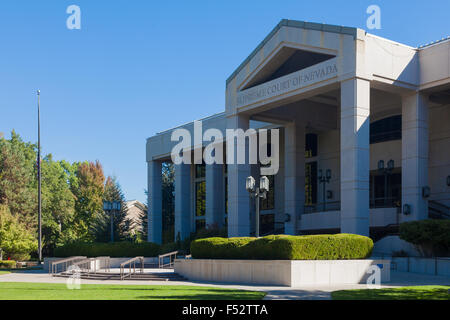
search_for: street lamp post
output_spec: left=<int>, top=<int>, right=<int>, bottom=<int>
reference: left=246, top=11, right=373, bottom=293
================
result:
left=318, top=169, right=331, bottom=211
left=103, top=201, right=121, bottom=242
left=246, top=176, right=270, bottom=238
left=37, top=90, right=42, bottom=264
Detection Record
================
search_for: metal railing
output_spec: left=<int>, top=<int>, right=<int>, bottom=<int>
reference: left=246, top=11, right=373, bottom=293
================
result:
left=69, top=258, right=96, bottom=276
left=158, top=251, right=178, bottom=268
left=94, top=256, right=111, bottom=273
left=304, top=201, right=340, bottom=214
left=429, top=200, right=450, bottom=219
left=52, top=256, right=111, bottom=277
left=120, top=256, right=144, bottom=280
left=304, top=198, right=403, bottom=214
left=370, top=197, right=400, bottom=209
left=49, top=256, right=86, bottom=275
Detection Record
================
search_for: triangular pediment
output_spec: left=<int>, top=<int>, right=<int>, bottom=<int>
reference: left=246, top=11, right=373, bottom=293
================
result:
left=241, top=46, right=336, bottom=91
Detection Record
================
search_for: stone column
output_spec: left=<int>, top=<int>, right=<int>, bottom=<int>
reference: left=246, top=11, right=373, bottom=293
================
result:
left=227, top=114, right=251, bottom=237
left=147, top=160, right=162, bottom=244
left=205, top=164, right=224, bottom=228
left=284, top=122, right=305, bottom=235
left=401, top=92, right=429, bottom=221
left=340, top=78, right=370, bottom=236
left=174, top=163, right=191, bottom=240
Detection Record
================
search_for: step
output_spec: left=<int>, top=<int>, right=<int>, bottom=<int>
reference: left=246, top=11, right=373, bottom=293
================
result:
left=54, top=272, right=186, bottom=281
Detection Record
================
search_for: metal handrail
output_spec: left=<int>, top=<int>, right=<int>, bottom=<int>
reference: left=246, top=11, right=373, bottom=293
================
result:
left=50, top=256, right=86, bottom=275
left=120, top=256, right=144, bottom=280
left=59, top=256, right=111, bottom=278
left=304, top=201, right=341, bottom=214
left=95, top=256, right=111, bottom=272
left=429, top=200, right=450, bottom=219
left=66, top=258, right=101, bottom=278
left=369, top=197, right=401, bottom=208
left=158, top=251, right=178, bottom=268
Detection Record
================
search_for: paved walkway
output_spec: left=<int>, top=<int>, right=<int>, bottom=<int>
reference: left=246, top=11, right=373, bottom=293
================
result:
left=0, top=269, right=449, bottom=300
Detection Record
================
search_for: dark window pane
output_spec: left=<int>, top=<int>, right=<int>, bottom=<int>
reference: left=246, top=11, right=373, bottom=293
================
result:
left=305, top=133, right=318, bottom=158
left=305, top=161, right=318, bottom=205
left=195, top=164, right=206, bottom=179
left=195, top=181, right=206, bottom=216
left=196, top=219, right=206, bottom=231
left=370, top=115, right=402, bottom=144
left=260, top=214, right=274, bottom=235
left=261, top=175, right=275, bottom=210
left=370, top=170, right=402, bottom=208
left=224, top=175, right=228, bottom=214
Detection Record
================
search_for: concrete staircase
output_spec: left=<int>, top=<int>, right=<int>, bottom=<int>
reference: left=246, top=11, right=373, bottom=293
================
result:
left=54, top=271, right=186, bottom=281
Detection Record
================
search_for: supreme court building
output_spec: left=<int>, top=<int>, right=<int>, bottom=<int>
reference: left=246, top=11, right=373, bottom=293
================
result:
left=146, top=20, right=450, bottom=244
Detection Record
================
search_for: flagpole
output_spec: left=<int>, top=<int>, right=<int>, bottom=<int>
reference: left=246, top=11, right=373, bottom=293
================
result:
left=37, top=90, right=42, bottom=264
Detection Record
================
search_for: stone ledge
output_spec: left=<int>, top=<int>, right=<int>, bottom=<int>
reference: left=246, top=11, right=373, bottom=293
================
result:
left=174, top=259, right=390, bottom=287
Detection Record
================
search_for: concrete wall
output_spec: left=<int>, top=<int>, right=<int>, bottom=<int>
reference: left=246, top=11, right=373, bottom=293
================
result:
left=419, top=40, right=450, bottom=90
left=429, top=103, right=450, bottom=206
left=388, top=257, right=450, bottom=277
left=175, top=259, right=390, bottom=287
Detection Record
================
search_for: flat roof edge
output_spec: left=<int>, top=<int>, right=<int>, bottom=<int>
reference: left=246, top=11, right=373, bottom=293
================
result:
left=146, top=111, right=226, bottom=140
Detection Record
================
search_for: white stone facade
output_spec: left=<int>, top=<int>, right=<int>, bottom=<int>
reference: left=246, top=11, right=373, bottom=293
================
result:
left=146, top=20, right=450, bottom=243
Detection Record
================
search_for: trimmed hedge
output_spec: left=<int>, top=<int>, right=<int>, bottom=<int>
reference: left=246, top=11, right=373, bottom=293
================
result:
left=53, top=241, right=160, bottom=258
left=191, top=234, right=373, bottom=260
left=0, top=260, right=16, bottom=269
left=399, top=219, right=450, bottom=257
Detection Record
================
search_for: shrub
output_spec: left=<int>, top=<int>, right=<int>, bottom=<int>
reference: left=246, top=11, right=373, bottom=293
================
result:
left=191, top=234, right=373, bottom=260
left=0, top=205, right=38, bottom=261
left=53, top=241, right=160, bottom=257
left=191, top=237, right=254, bottom=259
left=0, top=260, right=16, bottom=269
left=159, top=241, right=178, bottom=255
left=399, top=220, right=450, bottom=257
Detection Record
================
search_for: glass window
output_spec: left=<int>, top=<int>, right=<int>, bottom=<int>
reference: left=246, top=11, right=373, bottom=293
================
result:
left=370, top=170, right=402, bottom=208
left=195, top=164, right=205, bottom=179
left=195, top=219, right=206, bottom=231
left=224, top=170, right=228, bottom=215
left=260, top=175, right=275, bottom=210
left=370, top=115, right=402, bottom=144
left=305, top=162, right=318, bottom=205
left=195, top=181, right=206, bottom=217
left=305, top=133, right=318, bottom=158
left=260, top=214, right=274, bottom=235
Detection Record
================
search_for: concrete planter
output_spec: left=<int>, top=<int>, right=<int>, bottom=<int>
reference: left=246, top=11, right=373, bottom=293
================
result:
left=175, top=259, right=390, bottom=287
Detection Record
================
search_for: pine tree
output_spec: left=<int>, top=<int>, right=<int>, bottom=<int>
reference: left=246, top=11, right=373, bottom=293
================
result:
left=98, top=176, right=129, bottom=242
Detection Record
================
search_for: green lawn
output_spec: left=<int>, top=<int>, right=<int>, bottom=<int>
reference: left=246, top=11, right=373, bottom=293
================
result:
left=332, top=286, right=450, bottom=300
left=0, top=282, right=266, bottom=300
left=0, top=271, right=11, bottom=275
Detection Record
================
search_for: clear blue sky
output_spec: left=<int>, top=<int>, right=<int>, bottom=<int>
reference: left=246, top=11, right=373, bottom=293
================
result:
left=0, top=0, right=448, bottom=203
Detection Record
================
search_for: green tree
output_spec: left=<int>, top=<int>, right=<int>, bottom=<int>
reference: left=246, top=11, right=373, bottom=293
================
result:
left=0, top=205, right=37, bottom=261
left=95, top=177, right=129, bottom=242
left=40, top=155, right=76, bottom=254
left=71, top=161, right=105, bottom=241
left=0, top=131, right=37, bottom=229
left=162, top=162, right=174, bottom=244
left=137, top=197, right=148, bottom=242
